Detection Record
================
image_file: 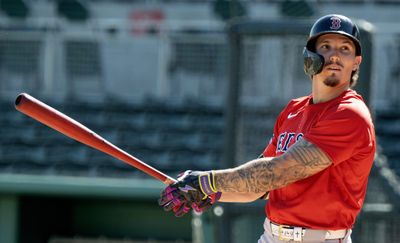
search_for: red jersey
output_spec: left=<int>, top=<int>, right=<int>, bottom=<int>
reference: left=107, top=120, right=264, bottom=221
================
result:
left=263, top=89, right=376, bottom=230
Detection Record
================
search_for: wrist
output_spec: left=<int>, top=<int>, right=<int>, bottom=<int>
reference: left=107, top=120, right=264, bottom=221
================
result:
left=198, top=171, right=219, bottom=196
left=213, top=191, right=222, bottom=202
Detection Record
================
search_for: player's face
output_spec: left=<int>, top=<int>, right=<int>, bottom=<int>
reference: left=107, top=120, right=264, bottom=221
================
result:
left=315, top=34, right=361, bottom=87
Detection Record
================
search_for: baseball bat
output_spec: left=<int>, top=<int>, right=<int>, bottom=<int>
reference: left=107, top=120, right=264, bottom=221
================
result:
left=15, top=93, right=176, bottom=185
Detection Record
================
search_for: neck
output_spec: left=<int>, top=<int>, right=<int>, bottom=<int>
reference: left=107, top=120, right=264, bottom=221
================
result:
left=311, top=79, right=350, bottom=104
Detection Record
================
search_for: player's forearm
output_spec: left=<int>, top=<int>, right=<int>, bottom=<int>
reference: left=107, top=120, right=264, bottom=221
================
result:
left=213, top=157, right=280, bottom=193
left=213, top=139, right=333, bottom=194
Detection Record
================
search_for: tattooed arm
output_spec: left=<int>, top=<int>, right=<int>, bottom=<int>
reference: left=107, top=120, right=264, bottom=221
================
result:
left=214, top=138, right=332, bottom=194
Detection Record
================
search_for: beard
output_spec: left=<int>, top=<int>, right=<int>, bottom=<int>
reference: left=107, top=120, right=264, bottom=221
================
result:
left=322, top=61, right=343, bottom=87
left=323, top=74, right=340, bottom=87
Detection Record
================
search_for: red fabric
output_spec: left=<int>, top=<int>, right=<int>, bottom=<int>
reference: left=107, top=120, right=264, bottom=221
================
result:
left=263, top=90, right=375, bottom=230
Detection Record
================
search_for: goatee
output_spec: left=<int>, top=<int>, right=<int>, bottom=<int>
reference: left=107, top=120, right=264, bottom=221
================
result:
left=322, top=61, right=343, bottom=87
left=323, top=75, right=340, bottom=87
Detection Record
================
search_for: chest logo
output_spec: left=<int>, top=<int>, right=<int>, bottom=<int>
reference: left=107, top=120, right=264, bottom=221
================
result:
left=287, top=112, right=298, bottom=119
left=276, top=132, right=304, bottom=153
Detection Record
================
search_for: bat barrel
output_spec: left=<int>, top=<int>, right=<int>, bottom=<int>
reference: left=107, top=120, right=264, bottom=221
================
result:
left=15, top=93, right=176, bottom=185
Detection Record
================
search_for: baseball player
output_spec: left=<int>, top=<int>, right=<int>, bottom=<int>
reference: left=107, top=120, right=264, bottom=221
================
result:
left=159, top=14, right=376, bottom=243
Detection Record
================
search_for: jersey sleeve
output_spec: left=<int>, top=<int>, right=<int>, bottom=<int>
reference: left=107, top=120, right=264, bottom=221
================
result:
left=263, top=134, right=277, bottom=157
left=303, top=104, right=373, bottom=166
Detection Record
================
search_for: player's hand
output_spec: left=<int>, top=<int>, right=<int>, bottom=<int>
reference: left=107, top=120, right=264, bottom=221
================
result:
left=192, top=192, right=222, bottom=213
left=161, top=170, right=218, bottom=204
left=172, top=201, right=191, bottom=217
left=158, top=170, right=220, bottom=216
left=158, top=185, right=194, bottom=217
left=159, top=190, right=221, bottom=217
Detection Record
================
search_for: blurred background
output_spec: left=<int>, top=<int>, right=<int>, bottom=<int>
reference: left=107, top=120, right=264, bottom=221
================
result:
left=0, top=0, right=399, bottom=242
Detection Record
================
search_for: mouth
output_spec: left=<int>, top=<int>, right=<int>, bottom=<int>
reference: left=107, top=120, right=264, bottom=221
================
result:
left=325, top=65, right=342, bottom=72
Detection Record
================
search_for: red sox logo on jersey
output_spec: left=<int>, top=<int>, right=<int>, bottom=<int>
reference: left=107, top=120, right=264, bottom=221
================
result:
left=330, top=17, right=341, bottom=30
left=276, top=132, right=304, bottom=153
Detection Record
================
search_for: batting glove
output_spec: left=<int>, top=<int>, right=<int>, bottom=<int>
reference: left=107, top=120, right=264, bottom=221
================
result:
left=172, top=201, right=191, bottom=217
left=192, top=192, right=222, bottom=213
left=158, top=185, right=193, bottom=217
left=159, top=190, right=221, bottom=217
left=158, top=170, right=221, bottom=216
left=176, top=170, right=219, bottom=201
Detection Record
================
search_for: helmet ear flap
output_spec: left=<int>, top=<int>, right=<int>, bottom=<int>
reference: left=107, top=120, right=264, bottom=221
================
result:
left=303, top=47, right=324, bottom=76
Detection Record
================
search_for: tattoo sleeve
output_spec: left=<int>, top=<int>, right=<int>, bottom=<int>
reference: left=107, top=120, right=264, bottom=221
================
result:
left=214, top=138, right=332, bottom=193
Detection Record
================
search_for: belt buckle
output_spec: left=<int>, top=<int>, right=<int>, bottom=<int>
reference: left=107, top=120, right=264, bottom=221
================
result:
left=279, top=225, right=291, bottom=241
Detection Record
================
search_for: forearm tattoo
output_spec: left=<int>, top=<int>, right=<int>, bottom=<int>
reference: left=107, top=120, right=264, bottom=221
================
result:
left=214, top=138, right=332, bottom=193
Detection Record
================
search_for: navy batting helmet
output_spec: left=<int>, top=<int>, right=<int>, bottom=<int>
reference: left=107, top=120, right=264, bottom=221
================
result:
left=303, top=14, right=361, bottom=76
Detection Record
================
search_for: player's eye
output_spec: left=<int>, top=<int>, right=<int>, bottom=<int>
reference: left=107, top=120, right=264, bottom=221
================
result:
left=340, top=45, right=354, bottom=54
left=317, top=44, right=329, bottom=52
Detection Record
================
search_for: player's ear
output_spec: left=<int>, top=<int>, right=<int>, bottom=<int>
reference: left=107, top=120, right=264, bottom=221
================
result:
left=353, top=56, right=362, bottom=71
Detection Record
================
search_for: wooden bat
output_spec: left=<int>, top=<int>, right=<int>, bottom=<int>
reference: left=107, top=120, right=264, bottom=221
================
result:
left=15, top=93, right=176, bottom=185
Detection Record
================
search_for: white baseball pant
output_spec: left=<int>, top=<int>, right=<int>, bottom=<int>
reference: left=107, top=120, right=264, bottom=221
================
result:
left=257, top=217, right=352, bottom=243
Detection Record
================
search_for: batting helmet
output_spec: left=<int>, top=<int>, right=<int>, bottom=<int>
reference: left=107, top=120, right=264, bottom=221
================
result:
left=303, top=14, right=361, bottom=76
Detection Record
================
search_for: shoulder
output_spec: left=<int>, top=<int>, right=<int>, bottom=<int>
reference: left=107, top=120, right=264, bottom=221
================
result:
left=332, top=90, right=371, bottom=120
left=326, top=90, right=373, bottom=124
left=288, top=95, right=311, bottom=107
left=284, top=95, right=311, bottom=113
left=277, top=95, right=311, bottom=122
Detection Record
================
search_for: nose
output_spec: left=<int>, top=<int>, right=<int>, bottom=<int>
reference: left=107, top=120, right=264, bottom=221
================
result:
left=328, top=48, right=340, bottom=62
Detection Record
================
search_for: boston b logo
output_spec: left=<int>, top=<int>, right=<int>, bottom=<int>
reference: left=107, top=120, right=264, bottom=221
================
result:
left=330, top=17, right=341, bottom=30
